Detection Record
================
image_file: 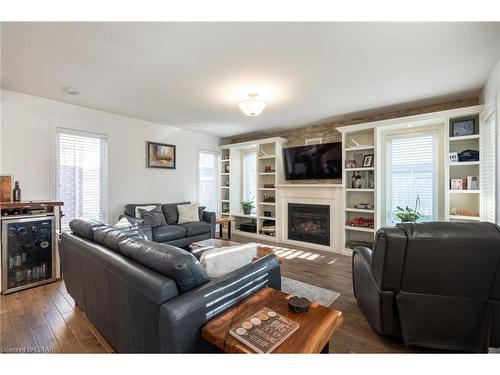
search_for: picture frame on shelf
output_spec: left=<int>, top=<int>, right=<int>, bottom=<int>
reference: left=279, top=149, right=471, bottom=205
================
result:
left=362, top=154, right=374, bottom=167
left=345, top=160, right=357, bottom=168
left=451, top=117, right=476, bottom=137
left=449, top=152, right=458, bottom=163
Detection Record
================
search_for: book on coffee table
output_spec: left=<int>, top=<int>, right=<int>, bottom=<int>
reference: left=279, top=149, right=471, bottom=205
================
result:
left=228, top=307, right=299, bottom=353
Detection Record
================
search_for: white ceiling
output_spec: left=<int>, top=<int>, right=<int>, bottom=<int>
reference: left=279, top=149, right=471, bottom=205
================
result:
left=2, top=22, right=499, bottom=138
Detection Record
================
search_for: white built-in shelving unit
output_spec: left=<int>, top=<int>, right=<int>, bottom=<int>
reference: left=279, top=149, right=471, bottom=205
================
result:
left=339, top=104, right=486, bottom=253
left=219, top=137, right=286, bottom=241
left=445, top=111, right=482, bottom=222
left=340, top=129, right=377, bottom=250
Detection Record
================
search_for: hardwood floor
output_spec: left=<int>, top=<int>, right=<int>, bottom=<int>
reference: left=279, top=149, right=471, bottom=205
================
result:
left=0, top=281, right=113, bottom=353
left=0, top=236, right=411, bottom=354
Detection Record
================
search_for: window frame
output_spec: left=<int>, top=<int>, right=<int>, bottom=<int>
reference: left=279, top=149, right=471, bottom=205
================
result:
left=383, top=128, right=441, bottom=226
left=197, top=149, right=220, bottom=213
left=55, top=127, right=109, bottom=228
left=241, top=149, right=257, bottom=212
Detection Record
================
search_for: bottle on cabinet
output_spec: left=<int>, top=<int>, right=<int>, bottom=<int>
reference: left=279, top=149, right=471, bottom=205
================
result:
left=13, top=181, right=21, bottom=202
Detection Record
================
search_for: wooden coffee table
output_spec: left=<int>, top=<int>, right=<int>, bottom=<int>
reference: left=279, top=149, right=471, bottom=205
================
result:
left=202, top=287, right=343, bottom=353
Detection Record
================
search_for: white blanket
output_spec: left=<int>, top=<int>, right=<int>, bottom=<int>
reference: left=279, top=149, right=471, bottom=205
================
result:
left=200, top=243, right=258, bottom=279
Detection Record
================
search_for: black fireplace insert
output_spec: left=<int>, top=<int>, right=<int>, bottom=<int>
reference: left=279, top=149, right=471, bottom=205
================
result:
left=288, top=203, right=330, bottom=246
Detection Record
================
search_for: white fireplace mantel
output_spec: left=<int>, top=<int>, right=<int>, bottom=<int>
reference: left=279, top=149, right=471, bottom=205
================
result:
left=276, top=184, right=348, bottom=256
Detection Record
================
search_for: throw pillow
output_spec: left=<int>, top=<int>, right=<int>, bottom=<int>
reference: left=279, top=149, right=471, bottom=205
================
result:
left=138, top=208, right=167, bottom=227
left=177, top=203, right=200, bottom=224
left=115, top=216, right=134, bottom=228
left=135, top=205, right=157, bottom=218
left=198, top=206, right=206, bottom=221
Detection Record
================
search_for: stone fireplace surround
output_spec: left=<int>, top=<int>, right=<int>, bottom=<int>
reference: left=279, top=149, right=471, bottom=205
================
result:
left=276, top=184, right=347, bottom=256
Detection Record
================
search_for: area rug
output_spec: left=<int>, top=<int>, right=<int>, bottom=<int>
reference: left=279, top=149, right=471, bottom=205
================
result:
left=281, top=276, right=340, bottom=307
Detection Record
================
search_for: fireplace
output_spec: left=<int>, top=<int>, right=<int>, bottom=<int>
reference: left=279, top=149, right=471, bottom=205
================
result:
left=288, top=203, right=330, bottom=246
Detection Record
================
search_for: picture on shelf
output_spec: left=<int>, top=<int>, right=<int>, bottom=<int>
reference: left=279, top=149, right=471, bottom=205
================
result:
left=345, top=160, right=357, bottom=168
left=362, top=154, right=374, bottom=167
left=449, top=152, right=458, bottom=163
left=451, top=117, right=476, bottom=137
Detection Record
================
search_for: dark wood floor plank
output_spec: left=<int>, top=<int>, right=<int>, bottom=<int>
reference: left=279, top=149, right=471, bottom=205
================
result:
left=62, top=310, right=108, bottom=353
left=32, top=324, right=63, bottom=353
left=43, top=307, right=83, bottom=353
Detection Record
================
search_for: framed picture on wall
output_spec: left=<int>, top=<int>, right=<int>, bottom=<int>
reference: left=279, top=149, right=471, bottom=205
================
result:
left=147, top=141, right=176, bottom=169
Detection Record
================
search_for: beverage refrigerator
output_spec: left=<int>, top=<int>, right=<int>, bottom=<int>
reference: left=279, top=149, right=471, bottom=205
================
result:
left=1, top=215, right=56, bottom=294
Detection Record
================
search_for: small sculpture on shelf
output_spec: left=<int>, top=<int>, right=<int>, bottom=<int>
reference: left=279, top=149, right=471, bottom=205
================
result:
left=351, top=172, right=362, bottom=189
left=263, top=193, right=275, bottom=203
left=349, top=217, right=374, bottom=228
left=368, top=171, right=374, bottom=189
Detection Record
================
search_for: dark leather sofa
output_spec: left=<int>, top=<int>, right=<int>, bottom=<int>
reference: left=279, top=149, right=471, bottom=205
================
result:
left=352, top=222, right=500, bottom=352
left=121, top=202, right=216, bottom=248
left=59, top=218, right=281, bottom=353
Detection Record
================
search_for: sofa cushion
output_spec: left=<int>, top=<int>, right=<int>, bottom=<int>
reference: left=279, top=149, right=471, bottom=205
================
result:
left=152, top=225, right=186, bottom=242
left=124, top=203, right=161, bottom=218
left=179, top=221, right=211, bottom=237
left=177, top=204, right=200, bottom=224
left=200, top=243, right=258, bottom=279
left=69, top=218, right=106, bottom=241
left=93, top=224, right=147, bottom=252
left=139, top=208, right=167, bottom=227
left=162, top=202, right=190, bottom=225
left=118, top=239, right=209, bottom=292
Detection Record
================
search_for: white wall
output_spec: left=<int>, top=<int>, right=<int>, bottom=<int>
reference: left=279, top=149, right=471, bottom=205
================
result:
left=0, top=90, right=220, bottom=222
left=479, top=58, right=500, bottom=224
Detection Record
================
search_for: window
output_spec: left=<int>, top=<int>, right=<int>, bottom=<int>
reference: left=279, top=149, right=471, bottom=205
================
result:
left=56, top=128, right=108, bottom=230
left=481, top=111, right=496, bottom=223
left=242, top=151, right=257, bottom=210
left=198, top=150, right=218, bottom=212
left=386, top=131, right=438, bottom=225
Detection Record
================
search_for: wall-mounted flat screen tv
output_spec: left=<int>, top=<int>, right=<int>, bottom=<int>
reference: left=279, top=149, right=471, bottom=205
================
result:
left=283, top=142, right=342, bottom=180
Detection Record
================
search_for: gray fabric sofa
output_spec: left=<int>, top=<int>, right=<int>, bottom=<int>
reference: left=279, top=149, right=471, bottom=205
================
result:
left=121, top=202, right=216, bottom=248
left=59, top=218, right=281, bottom=353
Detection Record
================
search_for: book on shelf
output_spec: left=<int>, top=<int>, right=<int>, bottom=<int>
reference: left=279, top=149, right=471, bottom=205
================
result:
left=229, top=307, right=299, bottom=353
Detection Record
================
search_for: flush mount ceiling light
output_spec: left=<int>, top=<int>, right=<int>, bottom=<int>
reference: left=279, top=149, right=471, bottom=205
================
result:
left=238, top=93, right=267, bottom=116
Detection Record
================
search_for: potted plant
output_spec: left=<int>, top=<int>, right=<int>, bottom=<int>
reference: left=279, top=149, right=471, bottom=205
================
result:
left=394, top=206, right=421, bottom=222
left=241, top=200, right=255, bottom=215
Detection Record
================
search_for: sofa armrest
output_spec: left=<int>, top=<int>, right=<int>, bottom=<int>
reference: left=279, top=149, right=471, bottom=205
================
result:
left=158, top=254, right=281, bottom=352
left=190, top=245, right=216, bottom=260
left=353, top=246, right=372, bottom=266
left=202, top=210, right=216, bottom=238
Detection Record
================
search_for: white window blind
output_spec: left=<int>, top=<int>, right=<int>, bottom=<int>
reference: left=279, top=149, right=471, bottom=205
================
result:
left=242, top=151, right=257, bottom=210
left=56, top=128, right=108, bottom=230
left=198, top=150, right=218, bottom=212
left=481, top=111, right=496, bottom=223
left=386, top=131, right=438, bottom=225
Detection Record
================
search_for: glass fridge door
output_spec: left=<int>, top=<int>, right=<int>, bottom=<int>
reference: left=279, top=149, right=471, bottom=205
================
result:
left=2, top=216, right=55, bottom=293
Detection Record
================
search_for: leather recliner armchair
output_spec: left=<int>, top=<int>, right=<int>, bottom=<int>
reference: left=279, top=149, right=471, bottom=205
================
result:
left=352, top=222, right=500, bottom=352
